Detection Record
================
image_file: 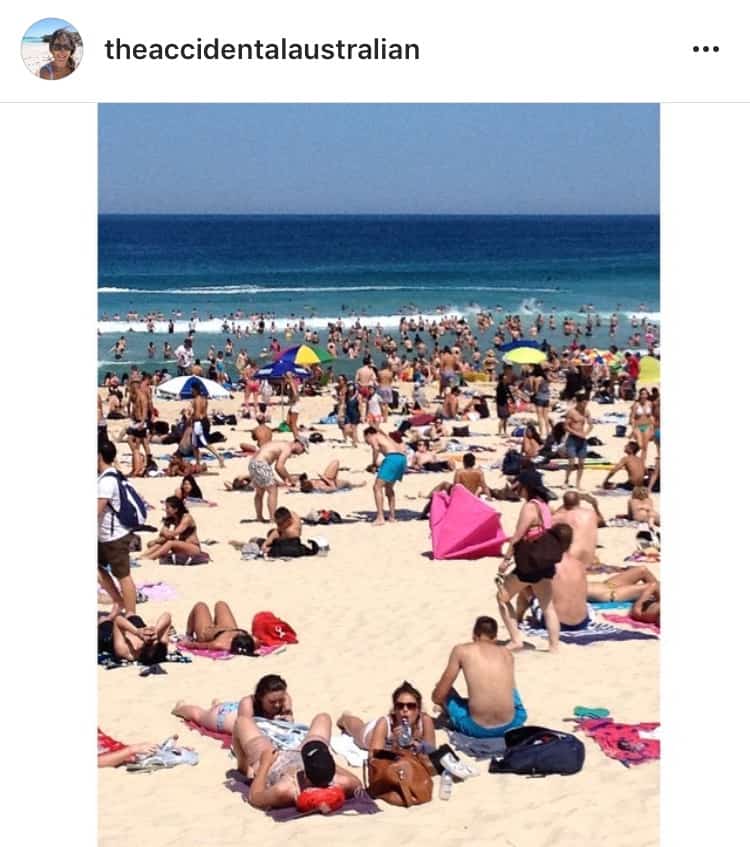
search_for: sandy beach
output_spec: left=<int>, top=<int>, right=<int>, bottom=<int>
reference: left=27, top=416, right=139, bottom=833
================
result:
left=98, top=381, right=659, bottom=847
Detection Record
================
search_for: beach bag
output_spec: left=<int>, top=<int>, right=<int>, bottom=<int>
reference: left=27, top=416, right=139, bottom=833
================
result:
left=502, top=450, right=523, bottom=476
left=296, top=785, right=346, bottom=814
left=267, top=537, right=319, bottom=557
left=452, top=425, right=470, bottom=437
left=614, top=425, right=627, bottom=438
left=251, top=611, right=298, bottom=647
left=309, top=432, right=324, bottom=443
left=512, top=500, right=564, bottom=582
left=488, top=726, right=585, bottom=776
left=101, top=469, right=148, bottom=532
left=366, top=749, right=434, bottom=807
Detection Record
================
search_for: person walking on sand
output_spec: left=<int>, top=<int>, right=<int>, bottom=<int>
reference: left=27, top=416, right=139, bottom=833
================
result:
left=363, top=426, right=408, bottom=525
left=564, top=390, right=593, bottom=490
left=190, top=383, right=225, bottom=468
left=431, top=616, right=527, bottom=739
left=246, top=438, right=309, bottom=522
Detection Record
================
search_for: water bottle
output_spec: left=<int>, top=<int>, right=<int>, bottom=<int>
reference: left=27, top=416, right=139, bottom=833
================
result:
left=439, top=771, right=453, bottom=800
left=398, top=718, right=412, bottom=748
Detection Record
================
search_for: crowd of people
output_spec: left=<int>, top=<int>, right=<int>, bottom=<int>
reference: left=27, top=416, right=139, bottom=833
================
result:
left=97, top=327, right=660, bottom=812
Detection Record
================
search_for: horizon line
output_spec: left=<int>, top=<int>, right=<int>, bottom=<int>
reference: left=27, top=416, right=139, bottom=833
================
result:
left=99, top=211, right=659, bottom=217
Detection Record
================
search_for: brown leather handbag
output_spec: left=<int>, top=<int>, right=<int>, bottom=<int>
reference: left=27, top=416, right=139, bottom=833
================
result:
left=365, top=749, right=434, bottom=806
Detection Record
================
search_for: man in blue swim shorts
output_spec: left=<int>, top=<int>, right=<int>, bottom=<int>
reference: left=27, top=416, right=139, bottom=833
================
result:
left=564, top=391, right=593, bottom=490
left=363, top=426, right=408, bottom=525
left=431, top=616, right=528, bottom=738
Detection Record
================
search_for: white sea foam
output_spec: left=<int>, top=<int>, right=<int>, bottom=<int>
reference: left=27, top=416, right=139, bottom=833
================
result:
left=97, top=311, right=470, bottom=334
left=97, top=283, right=563, bottom=295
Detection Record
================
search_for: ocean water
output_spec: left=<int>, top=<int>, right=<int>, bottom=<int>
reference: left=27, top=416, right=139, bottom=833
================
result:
left=98, top=214, right=659, bottom=379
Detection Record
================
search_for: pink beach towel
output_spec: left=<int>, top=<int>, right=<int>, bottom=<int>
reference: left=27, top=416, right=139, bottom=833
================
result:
left=179, top=643, right=234, bottom=660
left=182, top=719, right=232, bottom=748
left=136, top=581, right=178, bottom=602
left=573, top=718, right=660, bottom=767
left=601, top=613, right=660, bottom=635
left=430, top=484, right=508, bottom=560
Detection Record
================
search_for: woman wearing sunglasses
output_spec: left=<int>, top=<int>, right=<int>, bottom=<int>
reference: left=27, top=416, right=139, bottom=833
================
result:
left=40, top=29, right=77, bottom=80
left=336, top=681, right=435, bottom=753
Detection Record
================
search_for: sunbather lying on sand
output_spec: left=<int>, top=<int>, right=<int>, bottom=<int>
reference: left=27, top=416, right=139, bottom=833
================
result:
left=97, top=610, right=172, bottom=664
left=586, top=566, right=659, bottom=603
left=296, top=459, right=366, bottom=492
left=631, top=581, right=660, bottom=626
left=233, top=711, right=361, bottom=810
left=180, top=600, right=257, bottom=655
left=172, top=674, right=294, bottom=737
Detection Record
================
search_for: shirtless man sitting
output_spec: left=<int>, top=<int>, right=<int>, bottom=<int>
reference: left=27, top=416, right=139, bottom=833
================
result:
left=297, top=460, right=366, bottom=493
left=190, top=383, right=226, bottom=468
left=232, top=709, right=361, bottom=810
left=363, top=427, right=408, bottom=525
left=260, top=507, right=303, bottom=556
left=602, top=441, right=646, bottom=490
left=246, top=438, right=308, bottom=521
left=550, top=490, right=601, bottom=568
left=237, top=416, right=274, bottom=455
left=420, top=453, right=490, bottom=518
left=431, top=616, right=527, bottom=739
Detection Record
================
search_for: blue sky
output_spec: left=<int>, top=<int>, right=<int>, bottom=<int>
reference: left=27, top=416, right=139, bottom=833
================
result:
left=99, top=104, right=659, bottom=214
left=24, top=18, right=75, bottom=39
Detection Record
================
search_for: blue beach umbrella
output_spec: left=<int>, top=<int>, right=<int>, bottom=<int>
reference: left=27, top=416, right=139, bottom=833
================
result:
left=255, top=360, right=311, bottom=381
left=155, top=375, right=230, bottom=400
left=498, top=339, right=541, bottom=353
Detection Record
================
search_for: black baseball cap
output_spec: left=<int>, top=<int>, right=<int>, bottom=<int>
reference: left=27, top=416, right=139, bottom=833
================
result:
left=301, top=740, right=335, bottom=787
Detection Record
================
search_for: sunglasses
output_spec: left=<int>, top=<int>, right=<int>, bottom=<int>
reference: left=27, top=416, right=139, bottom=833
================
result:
left=51, top=43, right=72, bottom=52
left=395, top=701, right=418, bottom=711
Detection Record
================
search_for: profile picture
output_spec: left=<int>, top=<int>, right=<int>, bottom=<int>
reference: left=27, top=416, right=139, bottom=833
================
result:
left=21, top=18, right=82, bottom=80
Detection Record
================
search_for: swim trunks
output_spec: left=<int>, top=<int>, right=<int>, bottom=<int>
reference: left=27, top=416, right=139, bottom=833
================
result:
left=445, top=689, right=527, bottom=738
left=565, top=435, right=588, bottom=460
left=560, top=616, right=591, bottom=632
left=192, top=419, right=211, bottom=449
left=377, top=452, right=408, bottom=483
left=248, top=458, right=276, bottom=488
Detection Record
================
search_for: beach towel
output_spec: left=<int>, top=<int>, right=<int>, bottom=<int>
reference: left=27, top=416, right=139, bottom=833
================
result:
left=590, top=601, right=634, bottom=611
left=430, top=484, right=508, bottom=560
left=179, top=644, right=234, bottom=660
left=263, top=789, right=381, bottom=821
left=519, top=618, right=658, bottom=645
left=601, top=613, right=660, bottom=635
left=447, top=730, right=508, bottom=760
left=185, top=497, right=219, bottom=507
left=98, top=650, right=192, bottom=669
left=624, top=550, right=661, bottom=563
left=330, top=733, right=369, bottom=767
left=572, top=718, right=660, bottom=767
left=182, top=719, right=232, bottom=748
left=136, top=581, right=177, bottom=602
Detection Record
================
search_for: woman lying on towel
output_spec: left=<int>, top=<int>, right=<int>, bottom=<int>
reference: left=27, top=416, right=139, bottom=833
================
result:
left=172, top=673, right=294, bottom=737
left=97, top=609, right=172, bottom=664
left=174, top=474, right=203, bottom=502
left=143, top=497, right=202, bottom=561
left=180, top=600, right=257, bottom=655
left=296, top=459, right=366, bottom=493
left=336, top=680, right=436, bottom=753
left=586, top=565, right=659, bottom=605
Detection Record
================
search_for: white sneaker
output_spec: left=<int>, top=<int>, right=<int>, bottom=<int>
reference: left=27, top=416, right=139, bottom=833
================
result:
left=439, top=752, right=480, bottom=780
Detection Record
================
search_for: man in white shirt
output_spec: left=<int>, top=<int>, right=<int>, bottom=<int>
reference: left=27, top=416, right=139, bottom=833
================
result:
left=97, top=441, right=136, bottom=615
left=175, top=337, right=195, bottom=376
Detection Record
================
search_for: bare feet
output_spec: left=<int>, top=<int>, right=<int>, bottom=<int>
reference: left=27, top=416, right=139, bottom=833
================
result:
left=336, top=712, right=351, bottom=732
left=373, top=517, right=385, bottom=526
left=171, top=700, right=186, bottom=717
left=505, top=641, right=526, bottom=653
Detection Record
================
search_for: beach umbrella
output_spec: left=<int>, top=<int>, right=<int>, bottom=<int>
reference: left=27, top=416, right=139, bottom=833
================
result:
left=255, top=359, right=311, bottom=381
left=279, top=344, right=333, bottom=366
left=155, top=375, right=230, bottom=400
left=503, top=347, right=547, bottom=365
left=498, top=339, right=541, bottom=353
left=638, top=356, right=661, bottom=384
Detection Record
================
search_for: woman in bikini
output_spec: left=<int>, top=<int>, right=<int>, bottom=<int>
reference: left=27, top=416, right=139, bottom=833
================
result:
left=336, top=680, right=436, bottom=753
left=180, top=600, right=257, bottom=655
left=174, top=474, right=203, bottom=502
left=630, top=388, right=655, bottom=463
left=243, top=361, right=260, bottom=417
left=143, top=497, right=202, bottom=560
left=97, top=609, right=173, bottom=665
left=521, top=424, right=544, bottom=461
left=587, top=566, right=659, bottom=603
left=495, top=468, right=566, bottom=653
left=171, top=674, right=294, bottom=737
left=297, top=459, right=365, bottom=492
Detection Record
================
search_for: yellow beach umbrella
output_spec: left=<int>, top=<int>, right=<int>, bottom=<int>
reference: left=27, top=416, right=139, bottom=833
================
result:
left=503, top=347, right=547, bottom=365
left=638, top=355, right=661, bottom=384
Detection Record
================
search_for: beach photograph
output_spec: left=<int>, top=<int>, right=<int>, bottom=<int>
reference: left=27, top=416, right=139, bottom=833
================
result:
left=21, top=17, right=82, bottom=80
left=97, top=103, right=660, bottom=846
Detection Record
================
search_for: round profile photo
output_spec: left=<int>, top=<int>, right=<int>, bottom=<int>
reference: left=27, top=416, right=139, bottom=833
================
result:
left=21, top=18, right=82, bottom=81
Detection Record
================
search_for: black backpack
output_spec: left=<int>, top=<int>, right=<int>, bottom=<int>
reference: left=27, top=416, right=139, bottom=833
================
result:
left=488, top=726, right=585, bottom=777
left=502, top=450, right=523, bottom=477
